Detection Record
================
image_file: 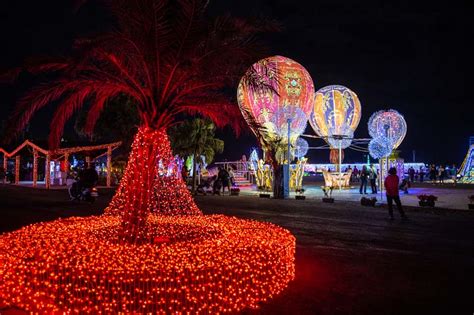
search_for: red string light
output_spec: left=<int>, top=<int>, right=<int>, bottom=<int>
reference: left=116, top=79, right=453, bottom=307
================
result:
left=0, top=215, right=295, bottom=313
left=0, top=127, right=296, bottom=313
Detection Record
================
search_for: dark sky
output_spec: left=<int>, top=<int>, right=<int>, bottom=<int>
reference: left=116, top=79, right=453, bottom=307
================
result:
left=1, top=0, right=473, bottom=165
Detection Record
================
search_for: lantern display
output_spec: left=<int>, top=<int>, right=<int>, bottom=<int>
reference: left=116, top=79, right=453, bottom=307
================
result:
left=294, top=137, right=309, bottom=158
left=368, top=138, right=392, bottom=159
left=329, top=148, right=345, bottom=165
left=368, top=109, right=407, bottom=150
left=237, top=56, right=315, bottom=148
left=309, top=85, right=361, bottom=149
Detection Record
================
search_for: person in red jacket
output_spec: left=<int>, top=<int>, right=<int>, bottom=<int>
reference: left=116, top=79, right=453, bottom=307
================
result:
left=384, top=167, right=408, bottom=220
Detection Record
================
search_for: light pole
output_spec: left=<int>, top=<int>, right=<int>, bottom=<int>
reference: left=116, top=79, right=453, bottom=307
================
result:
left=285, top=118, right=292, bottom=199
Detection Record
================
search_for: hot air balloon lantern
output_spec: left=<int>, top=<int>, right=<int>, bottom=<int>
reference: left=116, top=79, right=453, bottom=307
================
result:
left=368, top=109, right=407, bottom=151
left=294, top=137, right=309, bottom=159
left=237, top=56, right=315, bottom=150
left=309, top=85, right=362, bottom=149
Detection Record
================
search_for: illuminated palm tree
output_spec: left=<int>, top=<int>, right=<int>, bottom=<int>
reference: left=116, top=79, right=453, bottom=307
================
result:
left=8, top=0, right=274, bottom=243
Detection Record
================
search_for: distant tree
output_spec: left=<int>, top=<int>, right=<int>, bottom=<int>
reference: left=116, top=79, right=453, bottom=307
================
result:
left=169, top=118, right=224, bottom=193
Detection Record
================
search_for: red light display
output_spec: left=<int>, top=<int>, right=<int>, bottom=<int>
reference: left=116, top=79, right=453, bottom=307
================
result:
left=0, top=215, right=295, bottom=313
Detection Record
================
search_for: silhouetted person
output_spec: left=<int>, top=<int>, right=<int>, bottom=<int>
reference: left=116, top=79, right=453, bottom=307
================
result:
left=353, top=166, right=359, bottom=182
left=385, top=167, right=407, bottom=220
left=359, top=165, right=368, bottom=194
left=369, top=164, right=377, bottom=194
left=419, top=166, right=425, bottom=182
left=217, top=167, right=231, bottom=194
left=438, top=165, right=445, bottom=184
left=181, top=166, right=189, bottom=182
left=0, top=166, right=5, bottom=184
left=80, top=164, right=99, bottom=189
left=408, top=167, right=415, bottom=182
left=429, top=164, right=437, bottom=183
left=399, top=178, right=409, bottom=194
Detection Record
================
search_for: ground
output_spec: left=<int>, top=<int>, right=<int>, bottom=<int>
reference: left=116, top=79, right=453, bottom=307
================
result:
left=1, top=184, right=473, bottom=314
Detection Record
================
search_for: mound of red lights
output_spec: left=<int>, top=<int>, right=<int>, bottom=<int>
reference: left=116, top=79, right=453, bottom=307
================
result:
left=0, top=215, right=295, bottom=313
left=0, top=128, right=296, bottom=313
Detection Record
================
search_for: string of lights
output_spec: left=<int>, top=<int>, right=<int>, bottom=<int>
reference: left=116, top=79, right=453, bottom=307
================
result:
left=0, top=126, right=296, bottom=313
left=0, top=214, right=295, bottom=313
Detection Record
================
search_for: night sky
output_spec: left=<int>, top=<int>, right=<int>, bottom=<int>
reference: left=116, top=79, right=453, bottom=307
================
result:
left=1, top=0, right=473, bottom=165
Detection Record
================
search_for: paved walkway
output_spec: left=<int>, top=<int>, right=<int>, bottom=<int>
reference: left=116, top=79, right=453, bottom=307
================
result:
left=236, top=184, right=474, bottom=211
left=1, top=184, right=473, bottom=314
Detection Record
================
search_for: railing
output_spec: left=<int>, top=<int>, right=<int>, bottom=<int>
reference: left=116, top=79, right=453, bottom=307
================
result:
left=213, top=161, right=255, bottom=183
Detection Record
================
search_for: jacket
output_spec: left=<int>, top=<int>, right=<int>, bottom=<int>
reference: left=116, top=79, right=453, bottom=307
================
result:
left=384, top=174, right=400, bottom=197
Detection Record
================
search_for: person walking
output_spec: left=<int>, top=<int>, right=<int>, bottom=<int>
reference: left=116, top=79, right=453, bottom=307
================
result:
left=385, top=167, right=408, bottom=220
left=369, top=164, right=377, bottom=194
left=359, top=165, right=368, bottom=194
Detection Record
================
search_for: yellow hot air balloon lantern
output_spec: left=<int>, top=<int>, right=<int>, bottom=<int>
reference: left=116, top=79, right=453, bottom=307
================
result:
left=309, top=85, right=361, bottom=149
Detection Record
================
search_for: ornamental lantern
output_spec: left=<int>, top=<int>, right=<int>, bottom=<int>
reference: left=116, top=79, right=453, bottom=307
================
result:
left=309, top=85, right=361, bottom=149
left=368, top=109, right=407, bottom=151
left=237, top=56, right=315, bottom=149
left=329, top=148, right=345, bottom=165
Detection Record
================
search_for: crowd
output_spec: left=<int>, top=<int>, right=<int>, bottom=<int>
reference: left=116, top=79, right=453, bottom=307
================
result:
left=346, top=164, right=458, bottom=186
left=406, top=164, right=457, bottom=184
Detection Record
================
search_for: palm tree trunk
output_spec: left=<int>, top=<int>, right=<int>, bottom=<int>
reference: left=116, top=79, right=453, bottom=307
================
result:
left=106, top=126, right=201, bottom=244
left=191, top=153, right=197, bottom=193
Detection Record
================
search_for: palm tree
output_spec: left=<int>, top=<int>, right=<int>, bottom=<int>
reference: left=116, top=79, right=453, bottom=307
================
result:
left=169, top=118, right=224, bottom=193
left=7, top=0, right=274, bottom=243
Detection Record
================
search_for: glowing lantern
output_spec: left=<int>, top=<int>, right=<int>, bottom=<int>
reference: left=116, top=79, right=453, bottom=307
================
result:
left=368, top=109, right=407, bottom=150
left=237, top=56, right=315, bottom=148
left=368, top=138, right=392, bottom=159
left=309, top=85, right=361, bottom=149
left=329, top=148, right=345, bottom=165
left=294, top=137, right=309, bottom=158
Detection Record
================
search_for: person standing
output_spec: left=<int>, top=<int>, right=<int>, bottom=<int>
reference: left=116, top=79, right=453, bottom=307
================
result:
left=419, top=166, right=425, bottom=182
left=353, top=166, right=359, bottom=183
left=429, top=164, right=436, bottom=184
left=408, top=167, right=415, bottom=183
left=385, top=167, right=408, bottom=220
left=369, top=164, right=377, bottom=194
left=451, top=164, right=457, bottom=186
left=438, top=165, right=445, bottom=184
left=228, top=167, right=235, bottom=186
left=218, top=167, right=231, bottom=194
left=359, top=165, right=368, bottom=194
left=0, top=166, right=5, bottom=184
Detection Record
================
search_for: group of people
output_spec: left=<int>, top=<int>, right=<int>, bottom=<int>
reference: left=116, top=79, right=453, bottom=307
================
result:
left=192, top=166, right=236, bottom=195
left=405, top=165, right=456, bottom=184
left=357, top=164, right=378, bottom=194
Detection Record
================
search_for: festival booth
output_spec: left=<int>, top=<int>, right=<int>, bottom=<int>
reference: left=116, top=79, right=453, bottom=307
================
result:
left=0, top=140, right=121, bottom=188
